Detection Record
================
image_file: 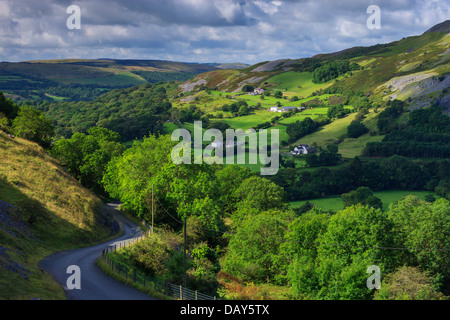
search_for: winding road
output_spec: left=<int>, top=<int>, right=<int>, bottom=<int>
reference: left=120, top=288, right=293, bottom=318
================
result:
left=39, top=203, right=156, bottom=300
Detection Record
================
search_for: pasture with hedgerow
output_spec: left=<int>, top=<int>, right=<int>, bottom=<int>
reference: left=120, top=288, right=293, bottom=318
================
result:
left=0, top=1, right=449, bottom=305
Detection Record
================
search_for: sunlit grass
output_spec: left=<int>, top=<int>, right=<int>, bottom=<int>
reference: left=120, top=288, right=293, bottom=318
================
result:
left=0, top=130, right=117, bottom=299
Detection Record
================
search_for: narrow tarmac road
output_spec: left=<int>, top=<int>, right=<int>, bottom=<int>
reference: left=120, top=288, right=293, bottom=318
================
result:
left=39, top=203, right=156, bottom=300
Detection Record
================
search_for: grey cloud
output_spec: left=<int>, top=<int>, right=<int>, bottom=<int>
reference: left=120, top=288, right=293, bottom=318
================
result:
left=0, top=0, right=448, bottom=64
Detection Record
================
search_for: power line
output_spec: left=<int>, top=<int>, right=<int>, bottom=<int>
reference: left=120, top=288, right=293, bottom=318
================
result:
left=154, top=195, right=183, bottom=225
left=153, top=197, right=450, bottom=253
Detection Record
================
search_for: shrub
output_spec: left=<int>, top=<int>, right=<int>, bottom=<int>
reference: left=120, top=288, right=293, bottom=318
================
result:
left=347, top=121, right=369, bottom=138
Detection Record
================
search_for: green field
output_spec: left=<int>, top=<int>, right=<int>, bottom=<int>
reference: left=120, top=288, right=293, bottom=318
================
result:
left=264, top=71, right=333, bottom=98
left=221, top=109, right=273, bottom=130
left=162, top=122, right=180, bottom=135
left=294, top=113, right=357, bottom=147
left=292, top=109, right=383, bottom=158
left=56, top=72, right=147, bottom=86
left=240, top=93, right=290, bottom=108
left=44, top=93, right=66, bottom=101
left=337, top=134, right=384, bottom=158
left=290, top=190, right=441, bottom=211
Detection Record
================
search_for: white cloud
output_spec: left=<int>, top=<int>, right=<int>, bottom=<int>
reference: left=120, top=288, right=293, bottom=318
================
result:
left=0, top=0, right=448, bottom=64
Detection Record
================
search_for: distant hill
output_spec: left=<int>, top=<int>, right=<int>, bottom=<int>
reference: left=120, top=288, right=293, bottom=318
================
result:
left=0, top=59, right=219, bottom=101
left=423, top=19, right=450, bottom=34
left=177, top=20, right=450, bottom=111
left=204, top=62, right=250, bottom=69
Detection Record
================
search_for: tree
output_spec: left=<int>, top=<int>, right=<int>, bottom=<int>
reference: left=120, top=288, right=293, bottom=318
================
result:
left=207, top=121, right=230, bottom=133
left=424, top=194, right=436, bottom=203
left=0, top=91, right=19, bottom=120
left=286, top=117, right=318, bottom=142
left=347, top=120, right=369, bottom=138
left=102, top=134, right=177, bottom=221
left=341, top=187, right=382, bottom=209
left=238, top=105, right=249, bottom=116
left=274, top=90, right=283, bottom=99
left=157, top=161, right=223, bottom=231
left=103, top=134, right=225, bottom=231
left=312, top=60, right=360, bottom=83
left=215, top=165, right=254, bottom=215
left=374, top=266, right=445, bottom=300
left=44, top=83, right=171, bottom=141
left=387, top=196, right=450, bottom=294
left=0, top=113, right=10, bottom=132
left=281, top=208, right=330, bottom=263
left=304, top=144, right=341, bottom=167
left=222, top=213, right=287, bottom=283
left=12, top=106, right=54, bottom=148
left=52, top=127, right=125, bottom=194
left=289, top=204, right=399, bottom=299
left=233, top=176, right=288, bottom=222
left=242, top=85, right=254, bottom=92
left=327, top=104, right=350, bottom=119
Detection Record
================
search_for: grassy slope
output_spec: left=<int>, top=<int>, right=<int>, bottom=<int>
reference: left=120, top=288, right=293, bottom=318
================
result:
left=161, top=29, right=449, bottom=175
left=294, top=113, right=357, bottom=146
left=339, top=32, right=449, bottom=103
left=264, top=71, right=333, bottom=98
left=0, top=131, right=116, bottom=299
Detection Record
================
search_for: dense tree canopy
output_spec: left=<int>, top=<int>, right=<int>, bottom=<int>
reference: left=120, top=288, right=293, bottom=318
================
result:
left=223, top=196, right=450, bottom=299
left=51, top=126, right=125, bottom=194
left=43, top=83, right=172, bottom=141
left=342, top=186, right=383, bottom=209
left=347, top=120, right=369, bottom=138
left=366, top=104, right=450, bottom=158
left=286, top=117, right=319, bottom=142
left=0, top=91, right=19, bottom=120
left=312, top=60, right=360, bottom=84
left=222, top=213, right=288, bottom=283
left=271, top=156, right=450, bottom=202
left=12, top=106, right=54, bottom=148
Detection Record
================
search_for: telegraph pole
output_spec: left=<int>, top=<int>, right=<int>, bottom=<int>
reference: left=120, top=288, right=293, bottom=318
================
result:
left=151, top=184, right=154, bottom=235
left=183, top=216, right=187, bottom=288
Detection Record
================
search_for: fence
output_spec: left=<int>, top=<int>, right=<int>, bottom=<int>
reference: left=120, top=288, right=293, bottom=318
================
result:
left=100, top=234, right=218, bottom=300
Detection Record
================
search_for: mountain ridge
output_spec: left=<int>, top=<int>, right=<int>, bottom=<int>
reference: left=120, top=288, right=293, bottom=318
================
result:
left=176, top=20, right=449, bottom=111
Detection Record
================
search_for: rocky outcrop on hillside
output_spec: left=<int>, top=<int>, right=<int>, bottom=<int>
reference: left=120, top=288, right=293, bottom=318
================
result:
left=0, top=200, right=33, bottom=279
left=0, top=200, right=34, bottom=239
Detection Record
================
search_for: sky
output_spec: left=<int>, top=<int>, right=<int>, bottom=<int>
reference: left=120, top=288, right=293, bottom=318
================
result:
left=0, top=0, right=448, bottom=65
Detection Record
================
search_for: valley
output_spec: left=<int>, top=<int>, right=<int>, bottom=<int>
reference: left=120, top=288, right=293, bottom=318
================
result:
left=1, top=19, right=449, bottom=301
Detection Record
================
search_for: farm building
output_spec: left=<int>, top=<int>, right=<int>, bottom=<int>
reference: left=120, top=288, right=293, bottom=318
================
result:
left=290, top=144, right=315, bottom=155
left=269, top=106, right=298, bottom=112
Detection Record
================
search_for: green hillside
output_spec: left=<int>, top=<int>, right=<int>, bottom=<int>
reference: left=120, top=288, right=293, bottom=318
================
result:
left=0, top=59, right=218, bottom=101
left=164, top=22, right=449, bottom=168
left=0, top=130, right=118, bottom=299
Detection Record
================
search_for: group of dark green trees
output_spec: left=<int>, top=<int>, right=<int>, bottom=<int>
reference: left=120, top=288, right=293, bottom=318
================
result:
left=271, top=155, right=450, bottom=202
left=365, top=102, right=450, bottom=158
left=312, top=60, right=360, bottom=84
left=0, top=92, right=54, bottom=148
left=286, top=116, right=330, bottom=142
left=94, top=132, right=448, bottom=299
left=39, top=83, right=172, bottom=141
